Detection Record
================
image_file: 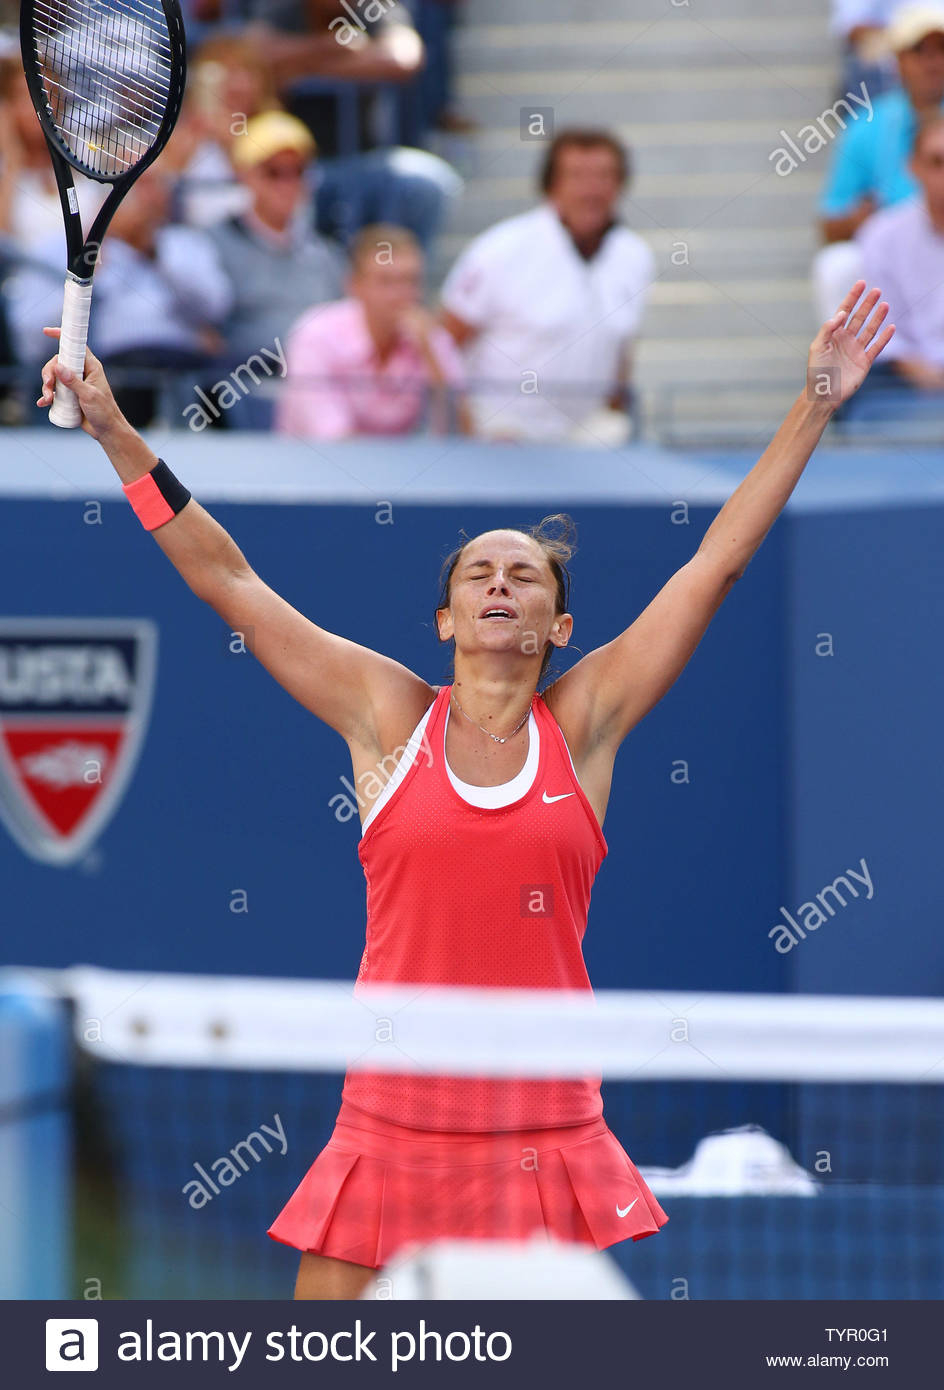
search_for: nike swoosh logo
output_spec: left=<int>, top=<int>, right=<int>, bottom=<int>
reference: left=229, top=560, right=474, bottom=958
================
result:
left=616, top=1199, right=638, bottom=1218
left=542, top=791, right=576, bottom=803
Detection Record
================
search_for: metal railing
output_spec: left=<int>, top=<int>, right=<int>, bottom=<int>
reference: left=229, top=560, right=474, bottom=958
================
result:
left=2, top=359, right=940, bottom=446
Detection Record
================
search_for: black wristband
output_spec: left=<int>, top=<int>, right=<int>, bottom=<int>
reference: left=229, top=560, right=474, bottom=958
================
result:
left=151, top=459, right=192, bottom=514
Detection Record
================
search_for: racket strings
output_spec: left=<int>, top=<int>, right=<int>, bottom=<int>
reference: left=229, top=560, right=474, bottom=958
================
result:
left=40, top=0, right=173, bottom=147
left=31, top=0, right=174, bottom=178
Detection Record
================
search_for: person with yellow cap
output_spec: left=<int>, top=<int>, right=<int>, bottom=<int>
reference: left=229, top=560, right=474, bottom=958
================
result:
left=207, top=111, right=346, bottom=423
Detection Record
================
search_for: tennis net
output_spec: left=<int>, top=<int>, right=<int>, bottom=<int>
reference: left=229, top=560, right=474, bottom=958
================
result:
left=57, top=968, right=944, bottom=1299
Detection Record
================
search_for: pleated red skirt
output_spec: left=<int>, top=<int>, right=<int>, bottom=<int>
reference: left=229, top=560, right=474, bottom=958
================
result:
left=267, top=1098, right=669, bottom=1270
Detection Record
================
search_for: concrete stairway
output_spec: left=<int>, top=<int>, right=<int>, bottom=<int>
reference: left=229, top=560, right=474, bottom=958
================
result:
left=438, top=0, right=840, bottom=442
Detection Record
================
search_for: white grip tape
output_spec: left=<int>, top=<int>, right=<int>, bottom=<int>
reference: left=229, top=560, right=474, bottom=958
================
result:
left=49, top=276, right=93, bottom=429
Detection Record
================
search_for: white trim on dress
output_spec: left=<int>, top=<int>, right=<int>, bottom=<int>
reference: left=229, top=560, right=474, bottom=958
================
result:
left=359, top=692, right=584, bottom=838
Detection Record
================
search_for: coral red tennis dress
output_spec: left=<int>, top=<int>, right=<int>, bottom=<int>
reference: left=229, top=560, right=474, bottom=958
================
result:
left=267, top=684, right=668, bottom=1268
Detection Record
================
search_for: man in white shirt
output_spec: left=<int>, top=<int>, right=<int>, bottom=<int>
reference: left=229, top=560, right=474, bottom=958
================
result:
left=440, top=128, right=655, bottom=444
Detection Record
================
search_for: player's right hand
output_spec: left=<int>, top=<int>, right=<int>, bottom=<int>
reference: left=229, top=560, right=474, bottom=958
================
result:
left=37, top=328, right=127, bottom=442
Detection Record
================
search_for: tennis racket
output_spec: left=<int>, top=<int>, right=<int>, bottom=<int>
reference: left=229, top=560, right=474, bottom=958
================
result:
left=19, top=0, right=187, bottom=428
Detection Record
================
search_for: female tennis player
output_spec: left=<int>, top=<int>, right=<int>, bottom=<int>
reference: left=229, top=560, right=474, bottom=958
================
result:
left=38, top=282, right=892, bottom=1299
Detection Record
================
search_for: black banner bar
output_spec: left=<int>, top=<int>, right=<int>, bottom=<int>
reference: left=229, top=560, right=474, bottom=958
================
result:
left=7, top=1299, right=937, bottom=1387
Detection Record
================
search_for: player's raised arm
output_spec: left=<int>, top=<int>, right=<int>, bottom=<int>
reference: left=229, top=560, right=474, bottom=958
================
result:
left=546, top=283, right=895, bottom=754
left=37, top=334, right=431, bottom=748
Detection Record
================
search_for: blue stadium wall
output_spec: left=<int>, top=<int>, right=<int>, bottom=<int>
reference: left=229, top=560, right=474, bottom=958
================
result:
left=1, top=433, right=941, bottom=999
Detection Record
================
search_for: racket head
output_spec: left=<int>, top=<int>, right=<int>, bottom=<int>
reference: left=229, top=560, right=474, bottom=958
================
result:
left=19, top=0, right=187, bottom=188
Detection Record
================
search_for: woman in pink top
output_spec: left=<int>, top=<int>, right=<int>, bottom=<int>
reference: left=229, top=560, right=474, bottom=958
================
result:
left=277, top=223, right=470, bottom=439
left=36, top=283, right=893, bottom=1299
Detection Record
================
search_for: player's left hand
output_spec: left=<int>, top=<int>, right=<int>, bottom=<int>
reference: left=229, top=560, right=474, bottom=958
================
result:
left=808, top=281, right=895, bottom=406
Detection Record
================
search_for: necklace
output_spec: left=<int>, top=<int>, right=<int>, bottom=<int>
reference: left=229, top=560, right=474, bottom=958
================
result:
left=450, top=690, right=532, bottom=744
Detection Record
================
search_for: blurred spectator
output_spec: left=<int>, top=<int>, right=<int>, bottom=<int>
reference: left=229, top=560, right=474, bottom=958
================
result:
left=0, top=60, right=106, bottom=247
left=831, top=1, right=901, bottom=97
left=277, top=222, right=467, bottom=439
left=440, top=128, right=655, bottom=444
left=177, top=0, right=227, bottom=46
left=165, top=34, right=284, bottom=228
left=1, top=58, right=109, bottom=408
left=815, top=4, right=944, bottom=319
left=412, top=1, right=474, bottom=136
left=91, top=169, right=232, bottom=427
left=847, top=114, right=944, bottom=419
left=208, top=111, right=345, bottom=379
left=0, top=269, right=15, bottom=421
left=241, top=0, right=463, bottom=250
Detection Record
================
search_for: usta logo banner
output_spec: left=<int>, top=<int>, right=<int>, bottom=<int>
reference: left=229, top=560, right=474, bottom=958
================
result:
left=0, top=619, right=157, bottom=866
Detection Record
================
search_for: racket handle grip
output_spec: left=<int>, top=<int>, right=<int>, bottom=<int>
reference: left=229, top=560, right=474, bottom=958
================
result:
left=49, top=275, right=93, bottom=430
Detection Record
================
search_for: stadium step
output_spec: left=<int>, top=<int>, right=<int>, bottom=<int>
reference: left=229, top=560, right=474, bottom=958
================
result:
left=454, top=121, right=841, bottom=179
left=457, top=19, right=845, bottom=72
left=468, top=0, right=815, bottom=22
left=456, top=71, right=837, bottom=130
